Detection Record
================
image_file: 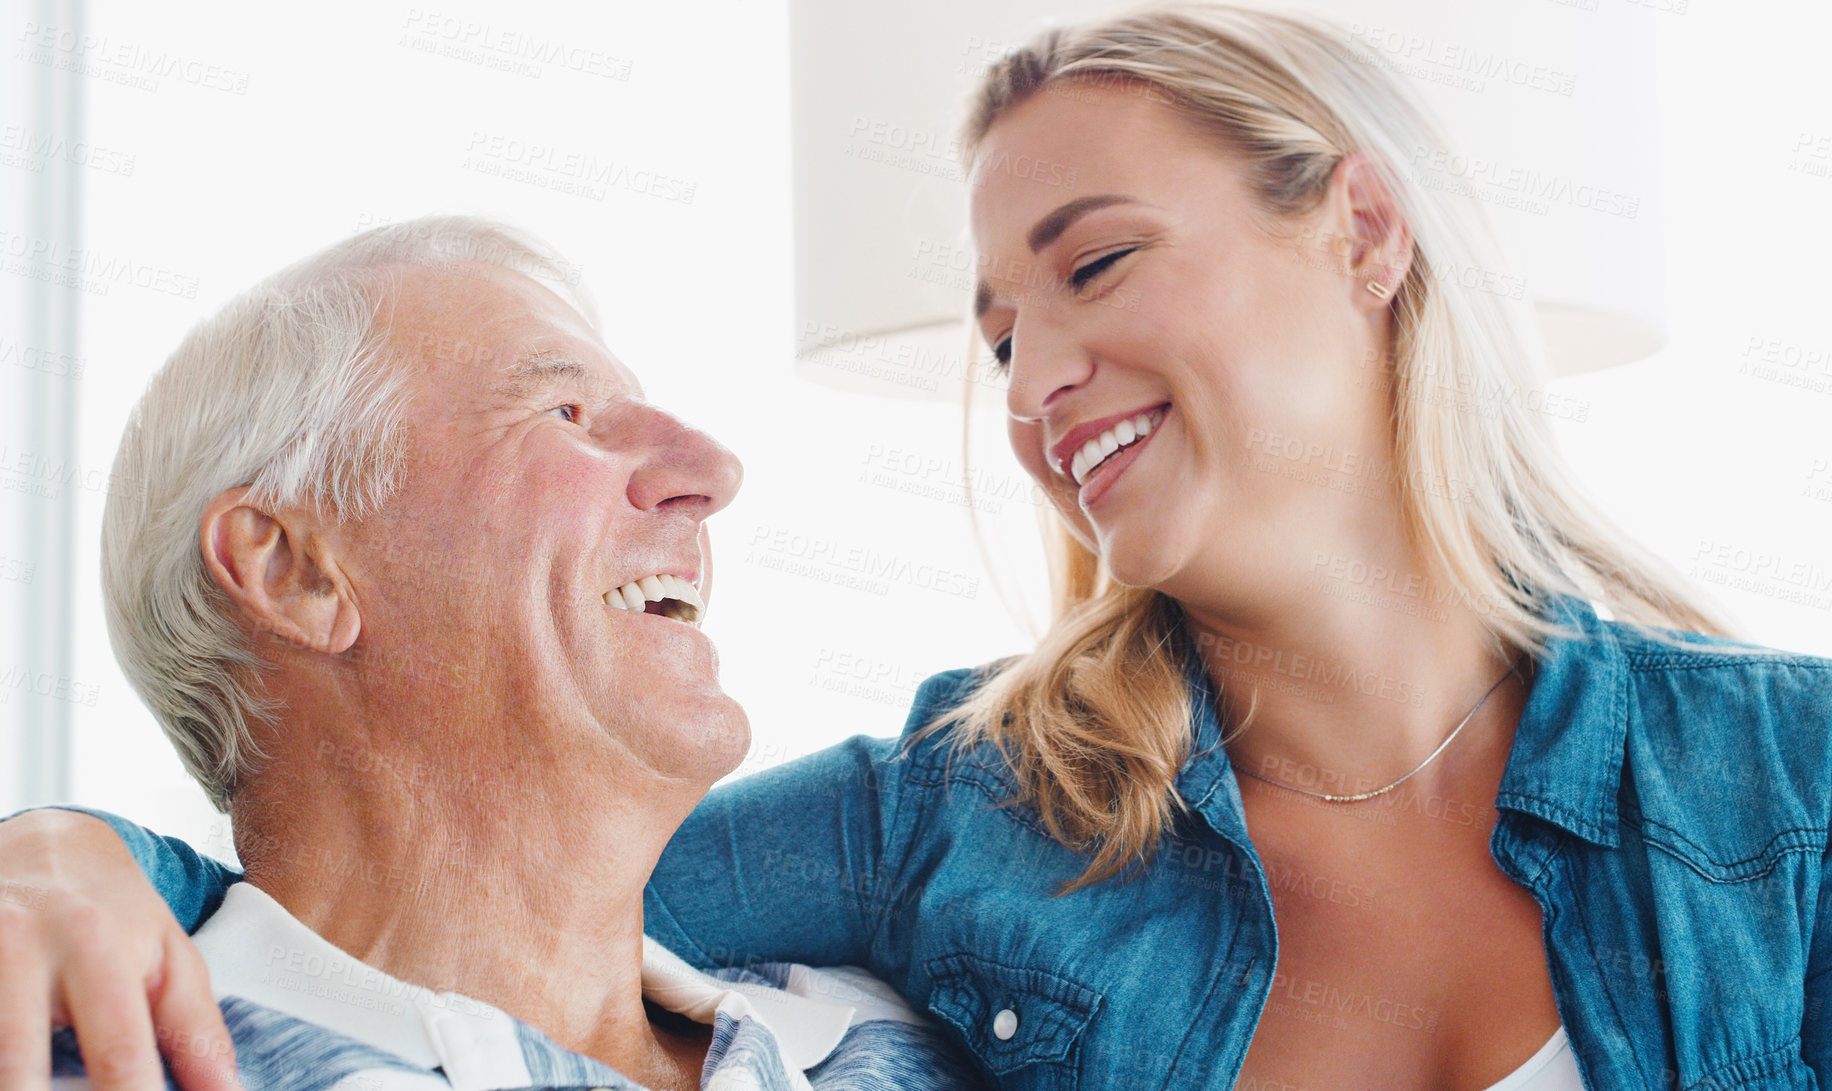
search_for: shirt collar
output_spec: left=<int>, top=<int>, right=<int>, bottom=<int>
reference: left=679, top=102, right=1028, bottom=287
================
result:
left=1493, top=594, right=1628, bottom=847
left=193, top=883, right=854, bottom=1090
left=1175, top=650, right=1255, bottom=850
left=1174, top=594, right=1628, bottom=850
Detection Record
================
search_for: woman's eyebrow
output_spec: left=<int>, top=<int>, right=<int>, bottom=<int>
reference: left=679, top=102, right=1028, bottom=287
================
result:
left=1026, top=194, right=1139, bottom=252
left=974, top=193, right=1143, bottom=314
left=976, top=194, right=1149, bottom=317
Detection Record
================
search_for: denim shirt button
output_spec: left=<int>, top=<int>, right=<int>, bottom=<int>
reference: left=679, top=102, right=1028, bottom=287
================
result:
left=992, top=1008, right=1019, bottom=1041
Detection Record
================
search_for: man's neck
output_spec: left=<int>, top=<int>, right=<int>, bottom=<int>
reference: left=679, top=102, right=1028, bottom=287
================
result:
left=235, top=754, right=709, bottom=1088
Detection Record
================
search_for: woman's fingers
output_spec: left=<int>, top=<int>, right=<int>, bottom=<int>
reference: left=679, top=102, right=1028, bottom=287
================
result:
left=60, top=915, right=169, bottom=1091
left=148, top=934, right=237, bottom=1091
left=0, top=919, right=53, bottom=1091
left=0, top=811, right=233, bottom=1090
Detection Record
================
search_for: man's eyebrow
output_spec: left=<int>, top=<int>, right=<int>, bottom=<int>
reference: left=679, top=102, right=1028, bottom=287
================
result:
left=1026, top=194, right=1138, bottom=253
left=496, top=352, right=587, bottom=398
left=976, top=194, right=1143, bottom=317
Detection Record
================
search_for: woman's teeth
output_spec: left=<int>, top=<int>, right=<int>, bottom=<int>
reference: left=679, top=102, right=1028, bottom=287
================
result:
left=1070, top=409, right=1165, bottom=486
left=603, top=573, right=704, bottom=625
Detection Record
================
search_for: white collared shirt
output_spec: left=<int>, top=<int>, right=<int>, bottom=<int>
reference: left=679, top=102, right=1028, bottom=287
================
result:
left=51, top=884, right=983, bottom=1091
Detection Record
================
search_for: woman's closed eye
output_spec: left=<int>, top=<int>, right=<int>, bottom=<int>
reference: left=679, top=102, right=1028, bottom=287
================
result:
left=985, top=247, right=1140, bottom=366
left=1069, top=247, right=1138, bottom=292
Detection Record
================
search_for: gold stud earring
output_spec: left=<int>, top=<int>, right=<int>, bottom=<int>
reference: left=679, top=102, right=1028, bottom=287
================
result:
left=1365, top=279, right=1393, bottom=301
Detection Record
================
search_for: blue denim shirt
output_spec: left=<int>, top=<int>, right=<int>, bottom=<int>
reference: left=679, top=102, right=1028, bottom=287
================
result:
left=89, top=599, right=1832, bottom=1089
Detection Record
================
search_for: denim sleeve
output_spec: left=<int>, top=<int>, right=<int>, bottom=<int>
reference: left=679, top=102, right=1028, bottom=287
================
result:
left=644, top=667, right=983, bottom=972
left=1807, top=842, right=1832, bottom=1075
left=642, top=733, right=901, bottom=971
left=38, top=805, right=241, bottom=933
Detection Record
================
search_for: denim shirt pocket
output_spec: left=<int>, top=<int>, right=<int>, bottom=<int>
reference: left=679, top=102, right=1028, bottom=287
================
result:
left=1618, top=795, right=1825, bottom=1086
left=923, top=953, right=1101, bottom=1089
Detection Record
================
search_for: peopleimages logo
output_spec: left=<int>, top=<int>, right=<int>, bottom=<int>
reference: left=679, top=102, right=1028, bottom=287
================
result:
left=0, top=443, right=144, bottom=502
left=461, top=132, right=696, bottom=204
left=744, top=523, right=981, bottom=600
left=0, top=124, right=136, bottom=176
left=398, top=9, right=635, bottom=81
left=0, top=664, right=101, bottom=707
left=0, top=229, right=200, bottom=299
left=1737, top=334, right=1832, bottom=396
left=1407, top=146, right=1639, bottom=220
left=1347, top=23, right=1578, bottom=97
left=807, top=648, right=934, bottom=709
left=1192, top=631, right=1425, bottom=708
left=14, top=22, right=252, bottom=94
left=858, top=444, right=1050, bottom=515
left=800, top=321, right=1007, bottom=392
left=1689, top=539, right=1832, bottom=613
left=0, top=337, right=85, bottom=380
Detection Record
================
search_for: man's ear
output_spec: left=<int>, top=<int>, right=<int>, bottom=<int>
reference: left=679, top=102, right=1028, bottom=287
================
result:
left=1334, top=152, right=1415, bottom=311
left=200, top=487, right=360, bottom=655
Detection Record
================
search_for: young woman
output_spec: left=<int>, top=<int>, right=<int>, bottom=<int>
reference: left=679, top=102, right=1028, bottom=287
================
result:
left=5, top=6, right=1829, bottom=1089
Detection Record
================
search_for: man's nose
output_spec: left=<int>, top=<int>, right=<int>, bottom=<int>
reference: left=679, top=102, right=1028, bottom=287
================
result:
left=626, top=408, right=743, bottom=520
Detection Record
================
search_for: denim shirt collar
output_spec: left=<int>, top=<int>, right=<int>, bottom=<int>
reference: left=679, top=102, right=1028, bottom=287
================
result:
left=1493, top=595, right=1627, bottom=847
left=1172, top=595, right=1628, bottom=851
left=1173, top=650, right=1254, bottom=851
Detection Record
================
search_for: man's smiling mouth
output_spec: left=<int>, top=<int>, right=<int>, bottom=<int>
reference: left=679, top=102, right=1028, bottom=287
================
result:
left=603, top=573, right=704, bottom=626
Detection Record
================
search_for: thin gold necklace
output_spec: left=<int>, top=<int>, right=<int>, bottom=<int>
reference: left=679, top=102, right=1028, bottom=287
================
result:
left=1228, top=656, right=1524, bottom=803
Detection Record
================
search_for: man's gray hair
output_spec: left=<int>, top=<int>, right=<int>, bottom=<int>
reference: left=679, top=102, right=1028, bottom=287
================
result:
left=102, top=215, right=595, bottom=811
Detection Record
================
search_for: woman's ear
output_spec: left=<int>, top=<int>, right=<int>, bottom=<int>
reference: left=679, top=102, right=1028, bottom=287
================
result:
left=1334, top=151, right=1416, bottom=310
left=200, top=486, right=360, bottom=655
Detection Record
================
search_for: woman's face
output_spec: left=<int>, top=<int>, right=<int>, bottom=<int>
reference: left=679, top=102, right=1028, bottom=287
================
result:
left=970, top=80, right=1409, bottom=611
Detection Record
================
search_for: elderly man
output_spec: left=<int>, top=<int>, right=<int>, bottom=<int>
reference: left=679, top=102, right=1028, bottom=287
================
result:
left=24, top=217, right=978, bottom=1091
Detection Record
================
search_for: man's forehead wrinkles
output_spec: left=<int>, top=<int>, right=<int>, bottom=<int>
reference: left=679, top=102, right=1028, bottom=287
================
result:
left=512, top=351, right=584, bottom=380
left=495, top=350, right=591, bottom=397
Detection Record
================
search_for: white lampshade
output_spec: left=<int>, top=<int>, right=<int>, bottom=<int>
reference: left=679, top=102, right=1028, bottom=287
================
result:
left=791, top=0, right=1666, bottom=400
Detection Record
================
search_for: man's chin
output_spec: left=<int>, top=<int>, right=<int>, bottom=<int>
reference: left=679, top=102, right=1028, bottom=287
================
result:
left=702, top=697, right=753, bottom=778
left=622, top=690, right=752, bottom=784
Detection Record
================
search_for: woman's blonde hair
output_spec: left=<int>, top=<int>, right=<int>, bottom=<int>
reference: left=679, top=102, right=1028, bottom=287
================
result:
left=935, top=3, right=1735, bottom=890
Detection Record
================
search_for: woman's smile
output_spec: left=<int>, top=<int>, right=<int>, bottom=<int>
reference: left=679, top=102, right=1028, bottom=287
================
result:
left=1059, top=403, right=1170, bottom=508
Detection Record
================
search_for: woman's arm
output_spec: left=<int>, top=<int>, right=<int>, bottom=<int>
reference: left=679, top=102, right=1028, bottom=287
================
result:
left=1806, top=846, right=1832, bottom=1075
left=645, top=667, right=979, bottom=973
left=644, top=731, right=903, bottom=970
left=0, top=809, right=240, bottom=1091
left=40, top=807, right=242, bottom=934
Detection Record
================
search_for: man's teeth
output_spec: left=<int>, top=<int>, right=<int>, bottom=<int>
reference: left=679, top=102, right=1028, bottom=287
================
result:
left=602, top=573, right=704, bottom=625
left=1070, top=409, right=1164, bottom=486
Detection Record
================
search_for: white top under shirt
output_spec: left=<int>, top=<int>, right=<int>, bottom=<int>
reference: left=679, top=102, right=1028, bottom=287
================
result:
left=1479, top=1026, right=1584, bottom=1090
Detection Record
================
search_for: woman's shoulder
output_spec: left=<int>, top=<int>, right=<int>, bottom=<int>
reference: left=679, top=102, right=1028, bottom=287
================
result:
left=899, top=660, right=1010, bottom=731
left=892, top=658, right=1034, bottom=792
left=1606, top=614, right=1831, bottom=664
left=1604, top=618, right=1832, bottom=708
left=1599, top=620, right=1832, bottom=828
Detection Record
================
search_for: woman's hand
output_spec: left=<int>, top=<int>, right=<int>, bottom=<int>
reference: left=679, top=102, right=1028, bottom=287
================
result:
left=0, top=810, right=237, bottom=1091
